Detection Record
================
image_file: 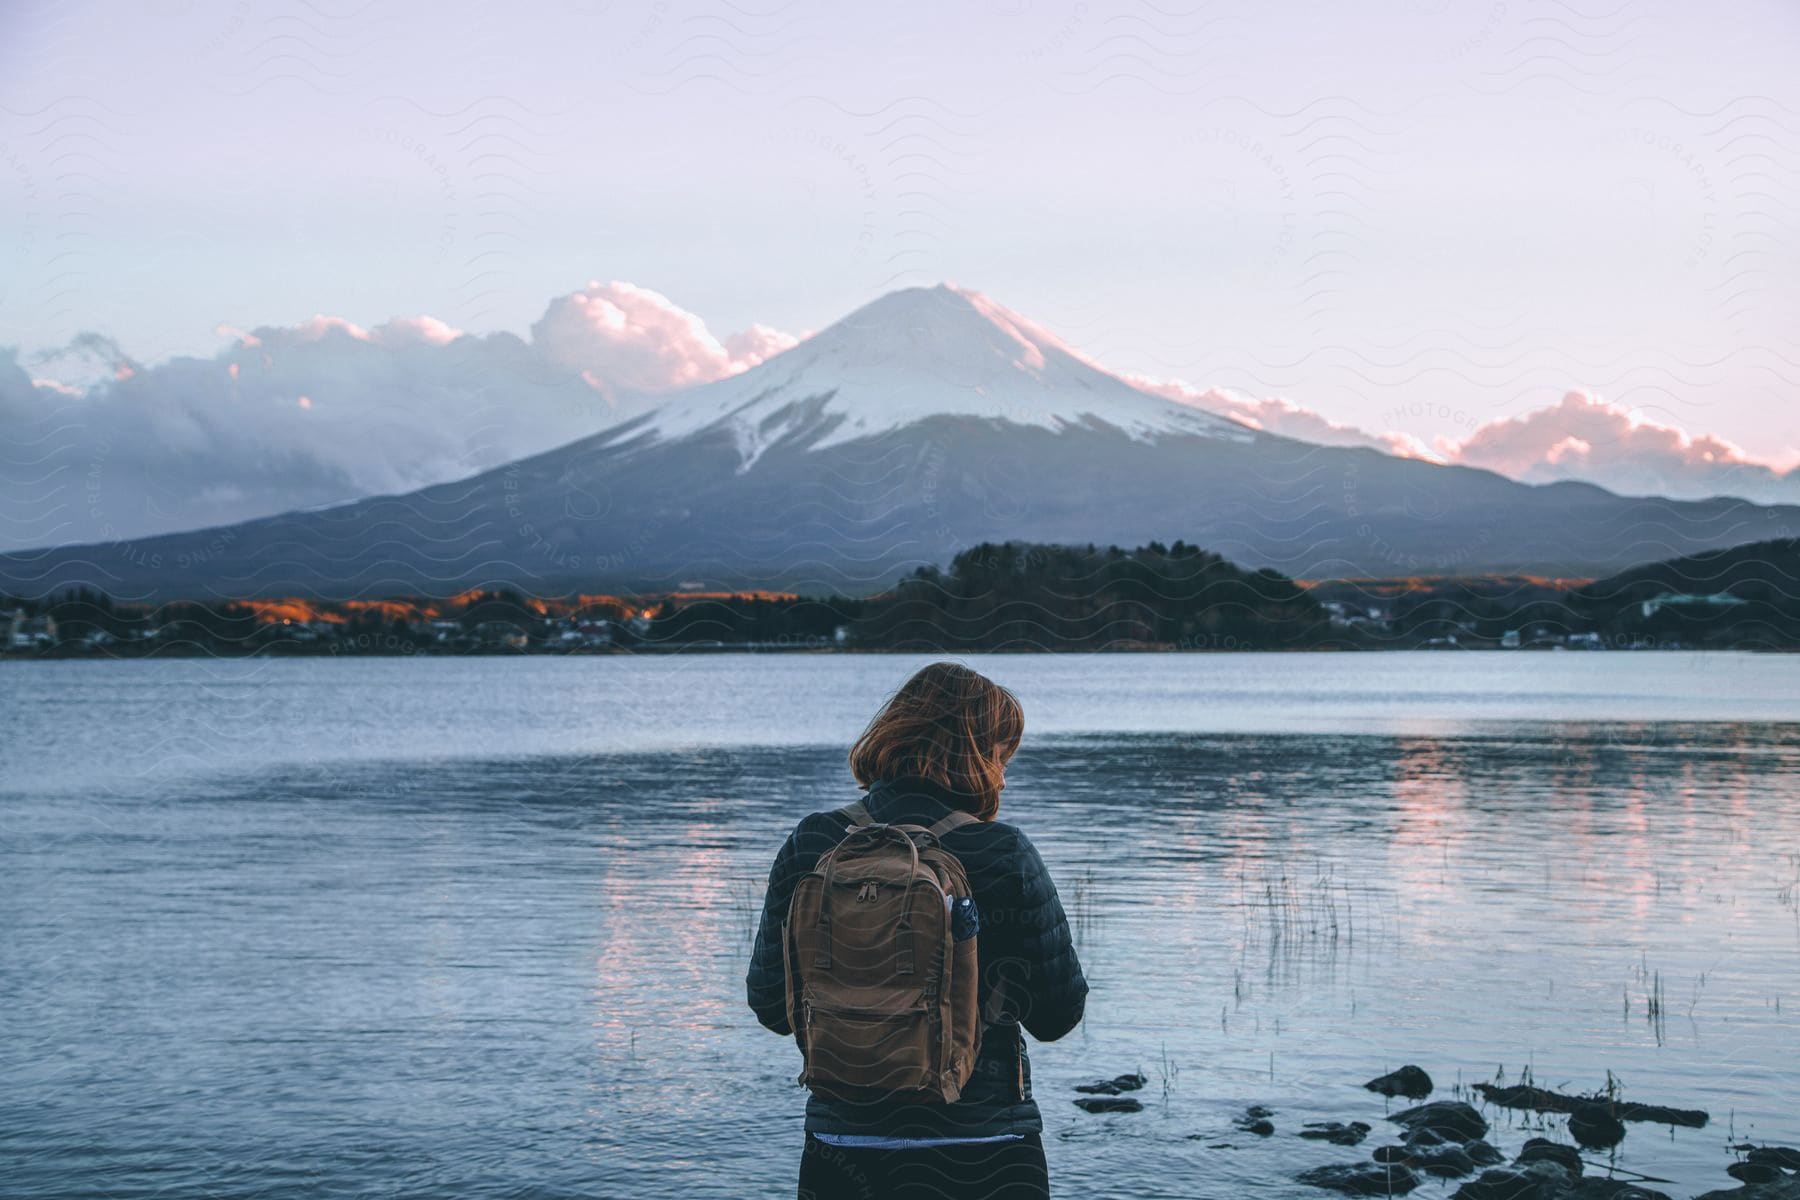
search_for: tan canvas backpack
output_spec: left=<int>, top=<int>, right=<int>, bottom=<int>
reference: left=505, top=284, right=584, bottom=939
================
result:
left=783, top=799, right=1002, bottom=1104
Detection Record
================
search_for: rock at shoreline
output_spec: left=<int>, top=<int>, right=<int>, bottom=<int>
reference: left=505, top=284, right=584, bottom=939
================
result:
left=1297, top=1162, right=1423, bottom=1196
left=1375, top=1140, right=1481, bottom=1177
left=1234, top=1106, right=1275, bottom=1136
left=1517, top=1139, right=1583, bottom=1175
left=1695, top=1175, right=1800, bottom=1200
left=1391, top=1124, right=1500, bottom=1165
left=1366, top=1066, right=1434, bottom=1099
left=1568, top=1102, right=1627, bottom=1150
left=1301, top=1121, right=1372, bottom=1146
left=1724, top=1142, right=1800, bottom=1196
left=1745, top=1147, right=1800, bottom=1172
left=1073, top=1096, right=1143, bottom=1114
left=1074, top=1071, right=1148, bottom=1095
left=1388, top=1100, right=1488, bottom=1143
left=1398, top=1125, right=1451, bottom=1149
left=1454, top=1165, right=1663, bottom=1200
left=1453, top=1140, right=1673, bottom=1200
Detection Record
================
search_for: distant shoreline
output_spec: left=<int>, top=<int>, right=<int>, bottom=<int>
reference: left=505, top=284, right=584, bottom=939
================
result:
left=6, top=641, right=1794, bottom=662
left=10, top=536, right=1796, bottom=657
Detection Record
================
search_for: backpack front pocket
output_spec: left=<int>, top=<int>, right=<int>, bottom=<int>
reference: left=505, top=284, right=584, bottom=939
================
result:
left=801, top=998, right=936, bottom=1094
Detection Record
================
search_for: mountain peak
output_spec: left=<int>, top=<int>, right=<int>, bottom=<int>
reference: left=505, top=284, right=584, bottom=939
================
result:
left=801, top=282, right=1082, bottom=378
left=612, top=285, right=1252, bottom=467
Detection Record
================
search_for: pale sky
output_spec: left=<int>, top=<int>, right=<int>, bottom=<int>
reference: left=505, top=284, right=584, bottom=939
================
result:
left=3, top=0, right=1798, bottom=459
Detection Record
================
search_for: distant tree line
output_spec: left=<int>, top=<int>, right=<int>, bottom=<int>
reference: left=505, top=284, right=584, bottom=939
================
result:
left=5, top=537, right=1797, bottom=656
left=1310, top=537, right=1800, bottom=650
left=1570, top=536, right=1800, bottom=649
left=853, top=540, right=1326, bottom=650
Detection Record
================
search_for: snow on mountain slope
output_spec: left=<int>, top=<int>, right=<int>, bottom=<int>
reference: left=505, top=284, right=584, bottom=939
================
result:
left=604, top=283, right=1254, bottom=469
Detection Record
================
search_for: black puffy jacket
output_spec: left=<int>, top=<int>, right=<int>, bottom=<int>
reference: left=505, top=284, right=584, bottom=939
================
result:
left=746, top=775, right=1089, bottom=1138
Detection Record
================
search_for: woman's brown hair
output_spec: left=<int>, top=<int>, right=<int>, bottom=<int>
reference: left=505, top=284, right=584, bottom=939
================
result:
left=848, top=661, right=1024, bottom=821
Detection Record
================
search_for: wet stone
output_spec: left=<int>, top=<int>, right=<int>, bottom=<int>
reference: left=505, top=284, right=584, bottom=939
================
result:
left=1389, top=1100, right=1489, bottom=1143
left=1366, top=1065, right=1434, bottom=1100
left=1746, top=1146, right=1800, bottom=1172
left=1073, top=1071, right=1148, bottom=1095
left=1234, top=1106, right=1275, bottom=1135
left=1518, top=1139, right=1584, bottom=1176
left=1694, top=1175, right=1800, bottom=1200
left=1072, top=1096, right=1143, bottom=1114
left=1695, top=1179, right=1800, bottom=1200
left=1455, top=1150, right=1673, bottom=1200
left=1375, top=1141, right=1478, bottom=1177
left=1454, top=1161, right=1571, bottom=1200
left=1297, top=1161, right=1423, bottom=1196
left=1301, top=1121, right=1372, bottom=1146
left=1401, top=1126, right=1450, bottom=1149
left=1569, top=1103, right=1627, bottom=1150
left=1566, top=1184, right=1671, bottom=1200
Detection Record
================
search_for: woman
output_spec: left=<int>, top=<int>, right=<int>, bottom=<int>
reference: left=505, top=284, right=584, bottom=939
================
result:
left=746, top=661, right=1089, bottom=1200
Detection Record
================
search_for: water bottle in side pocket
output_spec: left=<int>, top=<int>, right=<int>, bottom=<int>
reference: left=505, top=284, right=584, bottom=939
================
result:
left=945, top=894, right=980, bottom=941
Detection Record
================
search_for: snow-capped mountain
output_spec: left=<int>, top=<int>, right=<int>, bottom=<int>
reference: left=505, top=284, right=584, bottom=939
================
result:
left=611, top=284, right=1251, bottom=468
left=4, top=285, right=1796, bottom=600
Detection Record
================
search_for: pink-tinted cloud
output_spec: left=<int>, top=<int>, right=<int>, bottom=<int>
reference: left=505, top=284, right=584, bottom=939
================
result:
left=372, top=315, right=464, bottom=347
left=0, top=281, right=799, bottom=550
left=1137, top=373, right=1799, bottom=503
left=723, top=322, right=800, bottom=364
left=1130, top=376, right=1433, bottom=458
left=214, top=323, right=262, bottom=348
left=530, top=281, right=796, bottom=397
left=294, top=314, right=370, bottom=342
left=1437, top=389, right=1800, bottom=502
left=270, top=314, right=464, bottom=348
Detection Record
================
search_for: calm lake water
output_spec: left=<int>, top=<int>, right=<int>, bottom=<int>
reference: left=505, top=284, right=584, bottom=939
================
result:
left=2, top=652, right=1798, bottom=1199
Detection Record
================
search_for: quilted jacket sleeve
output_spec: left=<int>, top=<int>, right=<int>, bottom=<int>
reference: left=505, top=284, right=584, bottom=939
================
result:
left=746, top=826, right=803, bottom=1035
left=1005, top=832, right=1088, bottom=1043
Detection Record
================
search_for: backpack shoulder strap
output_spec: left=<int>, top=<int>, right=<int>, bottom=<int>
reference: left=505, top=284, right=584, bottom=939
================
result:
left=982, top=977, right=1010, bottom=1026
left=836, top=799, right=874, bottom=829
left=922, top=808, right=1005, bottom=1023
left=926, top=808, right=980, bottom=839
